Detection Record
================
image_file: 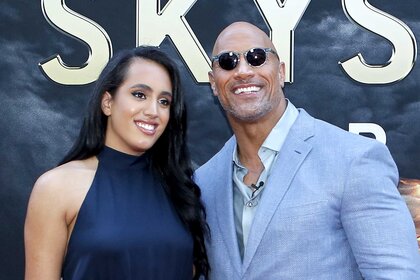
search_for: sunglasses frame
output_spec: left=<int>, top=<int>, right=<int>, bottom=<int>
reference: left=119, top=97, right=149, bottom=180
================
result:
left=211, top=47, right=279, bottom=70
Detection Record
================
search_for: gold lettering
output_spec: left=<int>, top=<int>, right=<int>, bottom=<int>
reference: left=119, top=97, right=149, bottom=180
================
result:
left=349, top=123, right=386, bottom=144
left=340, top=0, right=417, bottom=84
left=253, top=0, right=312, bottom=83
left=40, top=0, right=112, bottom=85
left=136, top=0, right=209, bottom=83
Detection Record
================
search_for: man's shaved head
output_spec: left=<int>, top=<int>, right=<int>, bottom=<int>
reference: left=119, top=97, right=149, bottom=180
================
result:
left=212, top=22, right=276, bottom=56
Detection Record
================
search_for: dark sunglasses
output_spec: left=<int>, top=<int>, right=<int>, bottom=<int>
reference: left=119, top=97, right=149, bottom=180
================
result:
left=211, top=47, right=278, bottom=71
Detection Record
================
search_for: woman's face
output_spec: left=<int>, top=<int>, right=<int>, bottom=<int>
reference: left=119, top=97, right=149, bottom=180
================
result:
left=102, top=58, right=172, bottom=156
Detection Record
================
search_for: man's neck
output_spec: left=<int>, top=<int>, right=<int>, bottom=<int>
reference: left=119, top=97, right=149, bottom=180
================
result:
left=229, top=98, right=286, bottom=176
left=229, top=99, right=286, bottom=157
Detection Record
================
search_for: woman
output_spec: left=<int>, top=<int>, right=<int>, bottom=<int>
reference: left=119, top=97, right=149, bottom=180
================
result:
left=24, top=46, right=209, bottom=279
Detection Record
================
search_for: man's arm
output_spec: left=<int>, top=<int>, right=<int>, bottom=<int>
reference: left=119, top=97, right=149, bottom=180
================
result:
left=341, top=141, right=420, bottom=279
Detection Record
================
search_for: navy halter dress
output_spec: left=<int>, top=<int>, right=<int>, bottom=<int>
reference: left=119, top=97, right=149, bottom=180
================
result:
left=62, top=146, right=193, bottom=279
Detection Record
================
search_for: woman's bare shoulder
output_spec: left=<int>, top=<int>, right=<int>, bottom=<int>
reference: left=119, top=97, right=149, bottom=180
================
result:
left=24, top=157, right=99, bottom=279
left=30, top=157, right=98, bottom=204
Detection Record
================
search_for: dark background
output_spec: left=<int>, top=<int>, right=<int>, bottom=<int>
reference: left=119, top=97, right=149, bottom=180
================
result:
left=1, top=0, right=419, bottom=278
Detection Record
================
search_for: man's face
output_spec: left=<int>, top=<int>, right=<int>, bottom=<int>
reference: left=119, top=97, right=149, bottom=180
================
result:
left=209, top=24, right=285, bottom=123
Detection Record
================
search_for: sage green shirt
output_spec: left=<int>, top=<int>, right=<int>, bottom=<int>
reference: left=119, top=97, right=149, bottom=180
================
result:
left=232, top=100, right=298, bottom=259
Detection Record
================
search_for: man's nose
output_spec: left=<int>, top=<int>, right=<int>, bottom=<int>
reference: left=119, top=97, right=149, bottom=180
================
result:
left=234, top=56, right=254, bottom=79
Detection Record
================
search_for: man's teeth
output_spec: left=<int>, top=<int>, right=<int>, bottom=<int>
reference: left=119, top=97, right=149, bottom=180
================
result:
left=234, top=86, right=261, bottom=94
left=136, top=122, right=155, bottom=131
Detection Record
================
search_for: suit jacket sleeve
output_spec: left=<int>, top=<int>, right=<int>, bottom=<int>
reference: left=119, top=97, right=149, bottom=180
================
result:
left=340, top=141, right=420, bottom=279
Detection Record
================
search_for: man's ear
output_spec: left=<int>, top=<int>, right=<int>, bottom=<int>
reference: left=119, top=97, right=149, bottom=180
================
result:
left=278, top=61, right=285, bottom=88
left=101, top=91, right=113, bottom=116
left=208, top=71, right=218, bottom=96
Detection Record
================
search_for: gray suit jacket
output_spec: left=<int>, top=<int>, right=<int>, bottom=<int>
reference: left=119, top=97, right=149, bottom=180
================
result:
left=195, top=109, right=420, bottom=280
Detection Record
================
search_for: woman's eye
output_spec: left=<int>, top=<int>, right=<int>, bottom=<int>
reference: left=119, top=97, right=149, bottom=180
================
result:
left=159, top=98, right=171, bottom=106
left=132, top=91, right=145, bottom=99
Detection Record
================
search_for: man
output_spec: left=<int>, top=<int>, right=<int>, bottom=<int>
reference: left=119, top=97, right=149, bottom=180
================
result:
left=195, top=21, right=420, bottom=279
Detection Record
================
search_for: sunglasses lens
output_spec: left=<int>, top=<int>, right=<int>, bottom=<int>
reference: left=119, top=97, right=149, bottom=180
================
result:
left=246, top=48, right=267, bottom=67
left=218, top=52, right=238, bottom=70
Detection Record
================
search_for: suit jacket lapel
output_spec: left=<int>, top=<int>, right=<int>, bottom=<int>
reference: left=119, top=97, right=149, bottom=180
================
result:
left=242, top=110, right=315, bottom=273
left=214, top=138, right=243, bottom=276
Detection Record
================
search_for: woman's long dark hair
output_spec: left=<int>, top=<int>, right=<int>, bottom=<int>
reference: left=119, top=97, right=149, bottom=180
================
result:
left=60, top=46, right=209, bottom=278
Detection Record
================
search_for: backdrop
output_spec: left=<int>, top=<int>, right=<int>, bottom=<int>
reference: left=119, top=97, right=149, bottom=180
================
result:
left=1, top=0, right=419, bottom=279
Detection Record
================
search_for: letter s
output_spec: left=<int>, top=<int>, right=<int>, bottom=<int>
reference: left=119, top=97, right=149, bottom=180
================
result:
left=40, top=0, right=113, bottom=85
left=340, top=0, right=417, bottom=84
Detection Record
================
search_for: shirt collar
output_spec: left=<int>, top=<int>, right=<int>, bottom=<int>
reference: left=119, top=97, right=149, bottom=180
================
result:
left=232, top=99, right=299, bottom=165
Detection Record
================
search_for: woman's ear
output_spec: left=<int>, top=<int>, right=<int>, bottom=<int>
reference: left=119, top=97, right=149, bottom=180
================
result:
left=101, top=91, right=113, bottom=116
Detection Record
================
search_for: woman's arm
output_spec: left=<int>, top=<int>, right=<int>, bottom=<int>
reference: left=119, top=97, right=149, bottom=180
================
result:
left=24, top=170, right=69, bottom=280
